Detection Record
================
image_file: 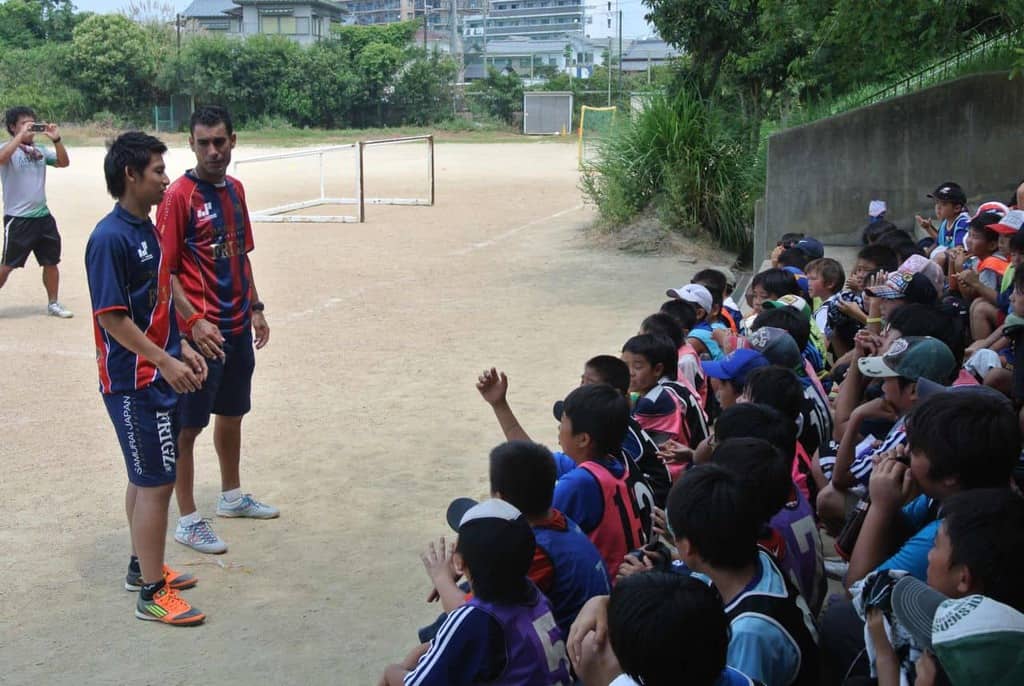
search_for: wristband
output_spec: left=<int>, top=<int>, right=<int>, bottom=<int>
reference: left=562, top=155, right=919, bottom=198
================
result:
left=184, top=313, right=205, bottom=335
left=52, top=137, right=61, bottom=143
left=251, top=301, right=265, bottom=312
left=866, top=317, right=882, bottom=324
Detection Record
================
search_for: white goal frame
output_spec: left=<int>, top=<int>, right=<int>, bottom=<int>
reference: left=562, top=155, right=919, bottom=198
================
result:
left=231, top=134, right=435, bottom=223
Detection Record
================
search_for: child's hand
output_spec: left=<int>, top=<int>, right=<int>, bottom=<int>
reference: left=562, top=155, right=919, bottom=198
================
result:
left=956, top=269, right=980, bottom=289
left=420, top=536, right=457, bottom=590
left=915, top=214, right=934, bottom=232
left=651, top=505, right=668, bottom=538
left=568, top=595, right=610, bottom=665
left=615, top=554, right=652, bottom=582
left=853, top=329, right=881, bottom=358
left=915, top=651, right=938, bottom=686
left=570, top=628, right=622, bottom=686
left=868, top=454, right=915, bottom=514
left=657, top=439, right=692, bottom=464
left=476, top=367, right=509, bottom=406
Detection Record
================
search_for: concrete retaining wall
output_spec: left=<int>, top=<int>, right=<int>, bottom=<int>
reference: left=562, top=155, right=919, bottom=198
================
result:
left=755, top=71, right=1024, bottom=268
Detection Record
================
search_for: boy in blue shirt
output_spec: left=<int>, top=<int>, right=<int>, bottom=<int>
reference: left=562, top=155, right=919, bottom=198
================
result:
left=85, top=132, right=208, bottom=626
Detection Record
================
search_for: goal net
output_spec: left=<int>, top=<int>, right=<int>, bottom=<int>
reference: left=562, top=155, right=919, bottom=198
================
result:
left=231, top=135, right=434, bottom=223
left=578, top=106, right=616, bottom=169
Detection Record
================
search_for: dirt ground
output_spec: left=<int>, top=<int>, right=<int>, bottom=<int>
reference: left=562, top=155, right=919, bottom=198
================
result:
left=0, top=140, right=736, bottom=685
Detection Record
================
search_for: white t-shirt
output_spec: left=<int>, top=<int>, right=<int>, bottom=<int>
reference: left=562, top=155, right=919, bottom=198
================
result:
left=0, top=145, right=55, bottom=217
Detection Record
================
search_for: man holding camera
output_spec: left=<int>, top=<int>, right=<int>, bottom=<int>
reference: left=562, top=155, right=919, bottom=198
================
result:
left=0, top=106, right=72, bottom=318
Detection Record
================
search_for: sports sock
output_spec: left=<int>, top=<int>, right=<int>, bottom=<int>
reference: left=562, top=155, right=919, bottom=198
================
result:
left=221, top=488, right=242, bottom=503
left=179, top=511, right=201, bottom=527
left=128, top=555, right=140, bottom=574
left=140, top=578, right=166, bottom=601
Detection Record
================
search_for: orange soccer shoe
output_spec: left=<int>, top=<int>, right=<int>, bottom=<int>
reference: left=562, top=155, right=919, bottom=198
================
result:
left=135, top=586, right=205, bottom=626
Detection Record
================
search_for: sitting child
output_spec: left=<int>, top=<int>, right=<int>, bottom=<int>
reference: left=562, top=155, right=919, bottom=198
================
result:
left=569, top=573, right=764, bottom=686
left=381, top=499, right=571, bottom=685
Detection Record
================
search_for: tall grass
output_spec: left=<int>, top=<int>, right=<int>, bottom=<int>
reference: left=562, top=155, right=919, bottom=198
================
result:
left=581, top=89, right=755, bottom=250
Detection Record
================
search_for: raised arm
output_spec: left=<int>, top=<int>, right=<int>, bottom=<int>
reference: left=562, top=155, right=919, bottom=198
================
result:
left=476, top=368, right=532, bottom=442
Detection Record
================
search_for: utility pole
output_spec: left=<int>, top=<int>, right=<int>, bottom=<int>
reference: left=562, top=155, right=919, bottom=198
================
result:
left=607, top=36, right=612, bottom=106
left=482, top=0, right=488, bottom=73
left=617, top=8, right=622, bottom=97
left=423, top=4, right=429, bottom=51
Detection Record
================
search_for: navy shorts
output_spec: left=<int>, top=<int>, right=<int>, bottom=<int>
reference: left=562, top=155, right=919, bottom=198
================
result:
left=179, top=329, right=255, bottom=429
left=102, top=379, right=179, bottom=487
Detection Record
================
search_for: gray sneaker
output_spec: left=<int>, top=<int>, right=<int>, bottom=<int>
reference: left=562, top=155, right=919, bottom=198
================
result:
left=47, top=301, right=73, bottom=318
left=174, top=518, right=227, bottom=554
left=216, top=493, right=280, bottom=519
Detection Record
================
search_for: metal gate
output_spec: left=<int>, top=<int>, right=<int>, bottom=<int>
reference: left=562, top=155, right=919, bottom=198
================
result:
left=523, top=92, right=573, bottom=135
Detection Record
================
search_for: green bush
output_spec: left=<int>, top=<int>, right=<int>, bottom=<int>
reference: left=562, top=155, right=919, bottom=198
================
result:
left=581, top=89, right=754, bottom=250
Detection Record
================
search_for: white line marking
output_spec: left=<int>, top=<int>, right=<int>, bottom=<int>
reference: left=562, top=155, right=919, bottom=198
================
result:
left=449, top=204, right=585, bottom=256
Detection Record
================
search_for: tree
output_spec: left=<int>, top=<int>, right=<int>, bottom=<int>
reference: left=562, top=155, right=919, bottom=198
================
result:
left=70, top=13, right=158, bottom=116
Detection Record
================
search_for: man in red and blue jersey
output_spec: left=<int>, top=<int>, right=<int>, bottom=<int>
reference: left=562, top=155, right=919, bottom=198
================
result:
left=157, top=106, right=277, bottom=555
left=86, top=132, right=207, bottom=626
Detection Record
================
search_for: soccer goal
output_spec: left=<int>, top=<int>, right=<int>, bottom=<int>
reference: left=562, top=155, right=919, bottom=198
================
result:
left=231, top=134, right=435, bottom=223
left=578, top=106, right=617, bottom=170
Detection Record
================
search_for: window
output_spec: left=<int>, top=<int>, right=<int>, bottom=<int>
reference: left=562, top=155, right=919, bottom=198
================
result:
left=260, top=14, right=308, bottom=34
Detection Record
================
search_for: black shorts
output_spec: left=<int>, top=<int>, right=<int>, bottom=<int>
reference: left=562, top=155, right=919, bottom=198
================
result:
left=2, top=214, right=61, bottom=268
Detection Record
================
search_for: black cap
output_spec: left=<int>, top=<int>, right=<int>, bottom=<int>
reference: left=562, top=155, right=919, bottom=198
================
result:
left=928, top=182, right=967, bottom=206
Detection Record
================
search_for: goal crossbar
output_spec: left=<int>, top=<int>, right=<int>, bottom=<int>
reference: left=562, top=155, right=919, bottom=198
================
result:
left=232, top=134, right=435, bottom=223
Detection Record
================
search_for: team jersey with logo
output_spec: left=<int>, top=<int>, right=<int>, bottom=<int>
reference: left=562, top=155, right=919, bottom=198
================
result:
left=769, top=488, right=826, bottom=615
left=404, top=585, right=570, bottom=686
left=0, top=145, right=56, bottom=217
left=85, top=204, right=179, bottom=394
left=623, top=417, right=671, bottom=507
left=724, top=550, right=820, bottom=686
left=532, top=511, right=611, bottom=636
left=157, top=171, right=255, bottom=335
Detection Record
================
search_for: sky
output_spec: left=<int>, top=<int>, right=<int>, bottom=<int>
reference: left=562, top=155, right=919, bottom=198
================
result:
left=74, top=0, right=191, bottom=14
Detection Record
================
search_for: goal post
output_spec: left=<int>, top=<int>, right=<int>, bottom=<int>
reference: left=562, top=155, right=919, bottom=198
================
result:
left=578, top=106, right=617, bottom=170
left=231, top=134, right=435, bottom=223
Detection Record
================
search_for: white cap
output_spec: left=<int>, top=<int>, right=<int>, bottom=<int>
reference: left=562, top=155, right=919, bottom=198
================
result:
left=869, top=200, right=887, bottom=217
left=666, top=283, right=713, bottom=312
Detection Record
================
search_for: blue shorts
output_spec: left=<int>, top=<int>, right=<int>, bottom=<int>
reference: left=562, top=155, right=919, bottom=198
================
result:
left=102, top=379, right=179, bottom=487
left=179, top=329, right=255, bottom=429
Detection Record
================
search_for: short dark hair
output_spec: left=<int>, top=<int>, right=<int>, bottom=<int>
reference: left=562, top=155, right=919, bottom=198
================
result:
left=189, top=105, right=234, bottom=136
left=692, top=269, right=729, bottom=297
left=941, top=489, right=1024, bottom=611
left=887, top=304, right=965, bottom=365
left=103, top=131, right=168, bottom=199
left=906, top=392, right=1020, bottom=490
left=863, top=220, right=898, bottom=245
left=742, top=367, right=804, bottom=425
left=805, top=258, right=845, bottom=293
left=5, top=106, right=35, bottom=135
left=622, top=334, right=678, bottom=382
left=751, top=268, right=801, bottom=299
left=1009, top=230, right=1024, bottom=254
left=456, top=519, right=533, bottom=604
left=777, top=247, right=809, bottom=271
left=584, top=355, right=630, bottom=396
left=857, top=244, right=900, bottom=272
left=609, top=573, right=730, bottom=686
left=641, top=312, right=684, bottom=349
left=1015, top=266, right=1024, bottom=293
left=710, top=433, right=792, bottom=524
left=752, top=308, right=811, bottom=351
left=561, top=383, right=630, bottom=457
left=967, top=214, right=1000, bottom=245
left=660, top=299, right=698, bottom=332
left=489, top=441, right=555, bottom=517
left=667, top=462, right=760, bottom=569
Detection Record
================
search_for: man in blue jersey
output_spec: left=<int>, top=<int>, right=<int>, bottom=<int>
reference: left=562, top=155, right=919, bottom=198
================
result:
left=86, top=132, right=207, bottom=626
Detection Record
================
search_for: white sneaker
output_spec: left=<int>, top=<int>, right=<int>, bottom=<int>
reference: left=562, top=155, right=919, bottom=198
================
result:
left=174, top=518, right=228, bottom=554
left=216, top=493, right=280, bottom=519
left=824, top=557, right=849, bottom=581
left=47, top=301, right=73, bottom=318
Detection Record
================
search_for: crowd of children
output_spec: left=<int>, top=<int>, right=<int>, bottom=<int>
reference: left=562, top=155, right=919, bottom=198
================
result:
left=379, top=182, right=1024, bottom=686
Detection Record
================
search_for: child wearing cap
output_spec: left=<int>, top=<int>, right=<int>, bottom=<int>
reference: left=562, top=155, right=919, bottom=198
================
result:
left=819, top=337, right=957, bottom=534
left=701, top=348, right=769, bottom=410
left=954, top=212, right=1008, bottom=301
left=821, top=391, right=1021, bottom=683
left=859, top=488, right=1024, bottom=685
left=917, top=182, right=970, bottom=253
left=569, top=573, right=765, bottom=686
left=965, top=210, right=1024, bottom=342
left=659, top=299, right=709, bottom=404
left=382, top=499, right=572, bottom=685
left=666, top=283, right=728, bottom=361
left=423, top=442, right=611, bottom=642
